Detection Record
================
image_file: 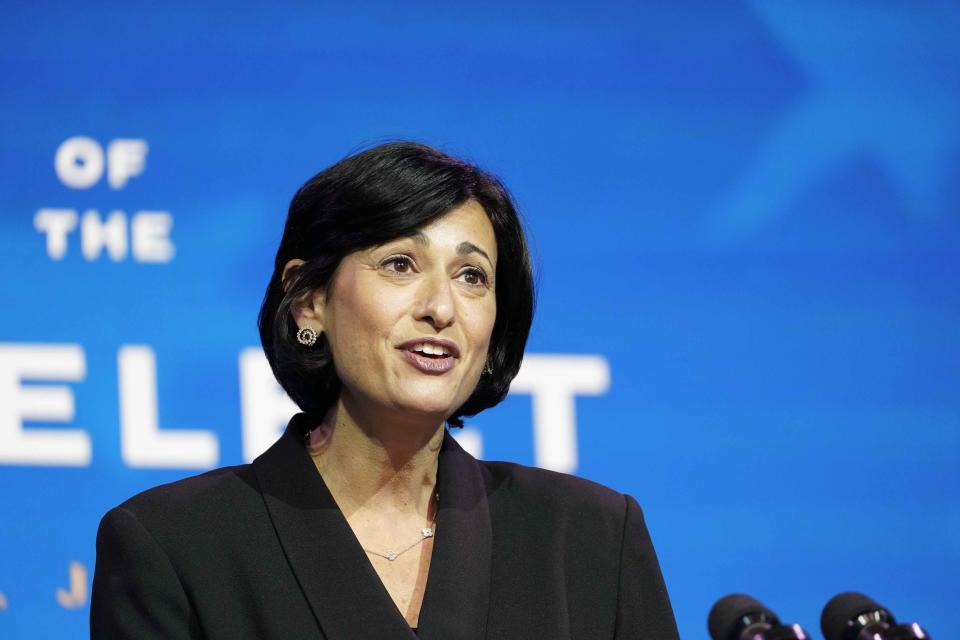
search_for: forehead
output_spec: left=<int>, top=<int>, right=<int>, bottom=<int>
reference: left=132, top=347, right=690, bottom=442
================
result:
left=394, top=200, right=497, bottom=260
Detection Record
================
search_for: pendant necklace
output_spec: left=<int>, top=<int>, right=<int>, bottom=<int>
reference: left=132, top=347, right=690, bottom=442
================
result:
left=362, top=491, right=438, bottom=562
left=363, top=524, right=436, bottom=562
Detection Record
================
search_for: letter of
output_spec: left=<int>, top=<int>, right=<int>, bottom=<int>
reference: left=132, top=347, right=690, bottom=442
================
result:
left=118, top=346, right=218, bottom=468
left=239, top=348, right=298, bottom=462
left=34, top=209, right=78, bottom=260
left=131, top=211, right=175, bottom=263
left=509, top=354, right=611, bottom=473
left=0, top=344, right=90, bottom=466
left=81, top=209, right=128, bottom=261
left=106, top=139, right=148, bottom=190
left=54, top=136, right=104, bottom=189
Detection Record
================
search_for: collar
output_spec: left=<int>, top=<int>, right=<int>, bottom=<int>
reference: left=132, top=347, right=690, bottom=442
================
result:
left=252, top=414, right=492, bottom=640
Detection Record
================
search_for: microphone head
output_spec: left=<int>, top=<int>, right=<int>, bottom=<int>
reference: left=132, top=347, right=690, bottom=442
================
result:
left=709, top=593, right=780, bottom=640
left=821, top=591, right=895, bottom=640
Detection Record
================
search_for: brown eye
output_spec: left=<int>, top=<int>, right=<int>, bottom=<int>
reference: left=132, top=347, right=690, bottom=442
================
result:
left=383, top=256, right=414, bottom=273
left=459, top=267, right=488, bottom=286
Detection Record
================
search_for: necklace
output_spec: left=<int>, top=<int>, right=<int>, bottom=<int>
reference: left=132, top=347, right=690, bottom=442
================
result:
left=363, top=523, right=436, bottom=562
left=363, top=488, right=439, bottom=562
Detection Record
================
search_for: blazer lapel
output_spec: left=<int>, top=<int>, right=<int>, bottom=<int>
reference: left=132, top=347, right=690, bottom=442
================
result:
left=252, top=414, right=416, bottom=639
left=416, top=431, right=493, bottom=640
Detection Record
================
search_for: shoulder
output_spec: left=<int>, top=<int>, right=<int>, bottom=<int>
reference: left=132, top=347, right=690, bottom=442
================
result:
left=102, top=463, right=261, bottom=539
left=481, top=459, right=628, bottom=509
left=118, top=463, right=257, bottom=513
left=479, top=459, right=633, bottom=534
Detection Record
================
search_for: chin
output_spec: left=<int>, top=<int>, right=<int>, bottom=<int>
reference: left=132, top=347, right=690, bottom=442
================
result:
left=391, top=388, right=467, bottom=422
left=395, top=398, right=459, bottom=421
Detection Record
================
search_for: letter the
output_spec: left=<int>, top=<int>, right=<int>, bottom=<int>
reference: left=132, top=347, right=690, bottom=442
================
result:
left=34, top=209, right=78, bottom=260
left=131, top=211, right=175, bottom=263
left=81, top=209, right=128, bottom=261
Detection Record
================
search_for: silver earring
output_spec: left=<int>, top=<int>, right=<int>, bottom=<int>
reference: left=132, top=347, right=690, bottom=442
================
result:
left=296, top=327, right=318, bottom=346
left=483, top=362, right=493, bottom=375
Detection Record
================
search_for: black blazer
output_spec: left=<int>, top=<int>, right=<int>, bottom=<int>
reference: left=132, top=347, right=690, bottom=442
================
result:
left=91, top=414, right=678, bottom=639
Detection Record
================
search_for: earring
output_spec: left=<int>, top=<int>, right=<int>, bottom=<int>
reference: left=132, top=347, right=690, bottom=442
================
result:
left=296, top=326, right=318, bottom=346
left=483, top=362, right=493, bottom=375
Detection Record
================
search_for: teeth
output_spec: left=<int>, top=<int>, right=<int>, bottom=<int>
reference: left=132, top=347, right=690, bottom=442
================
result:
left=413, top=342, right=449, bottom=356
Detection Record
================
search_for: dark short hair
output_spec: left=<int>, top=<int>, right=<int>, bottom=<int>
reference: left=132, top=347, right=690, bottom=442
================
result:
left=258, top=141, right=535, bottom=428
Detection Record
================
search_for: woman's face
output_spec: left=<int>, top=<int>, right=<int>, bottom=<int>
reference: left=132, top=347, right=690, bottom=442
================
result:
left=311, top=199, right=497, bottom=423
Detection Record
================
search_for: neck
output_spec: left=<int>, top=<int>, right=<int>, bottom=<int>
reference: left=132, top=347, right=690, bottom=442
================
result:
left=307, top=395, right=444, bottom=520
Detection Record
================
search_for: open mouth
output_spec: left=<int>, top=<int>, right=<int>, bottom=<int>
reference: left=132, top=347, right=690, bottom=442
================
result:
left=410, top=343, right=451, bottom=359
left=398, top=339, right=458, bottom=374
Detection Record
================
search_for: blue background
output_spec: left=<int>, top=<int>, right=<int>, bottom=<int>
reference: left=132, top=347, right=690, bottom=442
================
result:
left=1, top=1, right=958, bottom=637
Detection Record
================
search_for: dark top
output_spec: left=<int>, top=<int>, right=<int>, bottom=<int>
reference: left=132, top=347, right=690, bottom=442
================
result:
left=91, top=413, right=679, bottom=639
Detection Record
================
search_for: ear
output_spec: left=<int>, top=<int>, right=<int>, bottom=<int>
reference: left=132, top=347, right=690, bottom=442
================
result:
left=283, top=258, right=326, bottom=332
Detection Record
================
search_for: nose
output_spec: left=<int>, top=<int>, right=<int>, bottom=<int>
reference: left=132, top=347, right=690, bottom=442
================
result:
left=414, top=270, right=455, bottom=330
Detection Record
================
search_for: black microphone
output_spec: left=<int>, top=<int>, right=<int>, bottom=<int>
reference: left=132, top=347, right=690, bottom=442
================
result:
left=821, top=592, right=931, bottom=640
left=708, top=593, right=812, bottom=640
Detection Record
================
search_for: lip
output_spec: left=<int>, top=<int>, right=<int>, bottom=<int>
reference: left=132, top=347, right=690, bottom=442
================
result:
left=396, top=337, right=460, bottom=375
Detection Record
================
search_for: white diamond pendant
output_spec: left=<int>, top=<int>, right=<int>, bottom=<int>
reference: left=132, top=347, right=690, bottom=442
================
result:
left=365, top=521, right=435, bottom=562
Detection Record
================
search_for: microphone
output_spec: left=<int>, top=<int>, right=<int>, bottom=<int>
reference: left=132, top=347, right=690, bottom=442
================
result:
left=708, top=593, right=812, bottom=640
left=821, top=592, right=931, bottom=640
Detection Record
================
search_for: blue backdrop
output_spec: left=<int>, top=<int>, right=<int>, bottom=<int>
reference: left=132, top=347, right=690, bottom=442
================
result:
left=1, top=1, right=958, bottom=638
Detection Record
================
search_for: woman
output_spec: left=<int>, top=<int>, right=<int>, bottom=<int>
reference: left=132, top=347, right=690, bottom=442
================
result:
left=90, top=142, right=678, bottom=639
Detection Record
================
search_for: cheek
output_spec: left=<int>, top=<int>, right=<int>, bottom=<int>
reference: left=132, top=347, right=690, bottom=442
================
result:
left=481, top=297, right=497, bottom=338
left=327, top=277, right=403, bottom=363
left=466, top=301, right=497, bottom=356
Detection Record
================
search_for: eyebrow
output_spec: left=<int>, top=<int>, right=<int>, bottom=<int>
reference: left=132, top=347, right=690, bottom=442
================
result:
left=456, top=241, right=492, bottom=264
left=403, top=231, right=493, bottom=265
